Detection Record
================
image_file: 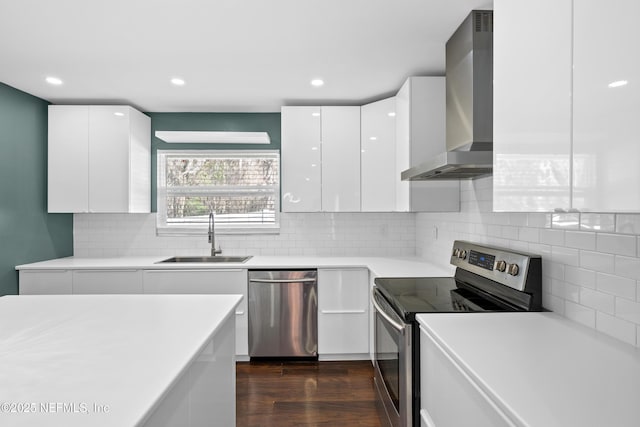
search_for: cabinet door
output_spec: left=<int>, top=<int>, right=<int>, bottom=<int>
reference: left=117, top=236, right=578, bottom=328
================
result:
left=573, top=0, right=640, bottom=212
left=143, top=269, right=248, bottom=356
left=361, top=98, right=397, bottom=211
left=318, top=268, right=369, bottom=356
left=48, top=106, right=89, bottom=213
left=72, top=270, right=143, bottom=294
left=420, top=326, right=511, bottom=427
left=89, top=106, right=131, bottom=212
left=321, top=107, right=361, bottom=211
left=128, top=107, right=151, bottom=213
left=281, top=106, right=322, bottom=212
left=19, top=270, right=72, bottom=294
left=493, top=0, right=572, bottom=212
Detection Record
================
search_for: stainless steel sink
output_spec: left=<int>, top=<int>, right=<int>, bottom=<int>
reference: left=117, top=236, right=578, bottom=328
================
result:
left=157, top=256, right=252, bottom=264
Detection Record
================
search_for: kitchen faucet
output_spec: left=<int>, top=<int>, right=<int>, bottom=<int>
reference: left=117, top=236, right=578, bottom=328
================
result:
left=208, top=212, right=222, bottom=256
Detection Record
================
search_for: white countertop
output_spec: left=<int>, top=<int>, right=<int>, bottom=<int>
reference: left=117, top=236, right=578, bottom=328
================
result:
left=0, top=294, right=242, bottom=427
left=15, top=255, right=454, bottom=278
left=417, top=312, right=640, bottom=427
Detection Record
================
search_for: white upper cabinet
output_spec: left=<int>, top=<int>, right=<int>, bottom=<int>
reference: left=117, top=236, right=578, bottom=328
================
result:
left=361, top=97, right=397, bottom=212
left=493, top=0, right=572, bottom=212
left=281, top=106, right=322, bottom=212
left=281, top=106, right=360, bottom=212
left=396, top=77, right=460, bottom=212
left=48, top=106, right=90, bottom=213
left=321, top=106, right=361, bottom=212
left=572, top=0, right=640, bottom=212
left=48, top=105, right=150, bottom=213
left=494, top=0, right=640, bottom=213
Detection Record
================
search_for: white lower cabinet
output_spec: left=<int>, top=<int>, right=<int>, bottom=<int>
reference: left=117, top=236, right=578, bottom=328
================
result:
left=143, top=269, right=248, bottom=357
left=19, top=270, right=72, bottom=295
left=72, top=270, right=143, bottom=294
left=420, top=325, right=511, bottom=427
left=318, top=268, right=369, bottom=359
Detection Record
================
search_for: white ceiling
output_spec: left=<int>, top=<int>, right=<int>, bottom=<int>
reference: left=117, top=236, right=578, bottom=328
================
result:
left=0, top=0, right=493, bottom=112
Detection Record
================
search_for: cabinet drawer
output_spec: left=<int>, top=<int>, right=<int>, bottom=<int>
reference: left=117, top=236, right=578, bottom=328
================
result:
left=72, top=270, right=143, bottom=294
left=19, top=270, right=72, bottom=295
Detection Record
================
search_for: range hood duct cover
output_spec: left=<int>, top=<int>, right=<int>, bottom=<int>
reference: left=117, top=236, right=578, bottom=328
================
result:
left=402, top=10, right=493, bottom=181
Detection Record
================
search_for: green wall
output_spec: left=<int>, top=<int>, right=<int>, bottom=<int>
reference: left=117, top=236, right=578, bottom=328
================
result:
left=148, top=112, right=281, bottom=212
left=0, top=83, right=74, bottom=296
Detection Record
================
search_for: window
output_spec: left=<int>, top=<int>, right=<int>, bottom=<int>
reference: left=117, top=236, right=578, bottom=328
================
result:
left=157, top=150, right=280, bottom=234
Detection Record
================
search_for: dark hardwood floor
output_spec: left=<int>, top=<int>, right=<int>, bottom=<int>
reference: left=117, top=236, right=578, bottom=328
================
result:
left=236, top=360, right=383, bottom=427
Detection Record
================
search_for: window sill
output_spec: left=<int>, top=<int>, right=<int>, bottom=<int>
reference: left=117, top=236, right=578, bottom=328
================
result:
left=156, top=225, right=280, bottom=236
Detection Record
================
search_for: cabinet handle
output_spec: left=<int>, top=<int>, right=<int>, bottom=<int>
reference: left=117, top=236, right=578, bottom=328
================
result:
left=75, top=269, right=138, bottom=273
left=249, top=278, right=317, bottom=284
left=320, top=309, right=366, bottom=314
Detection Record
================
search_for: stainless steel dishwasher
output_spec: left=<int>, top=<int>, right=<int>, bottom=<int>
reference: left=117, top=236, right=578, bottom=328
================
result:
left=248, top=270, right=318, bottom=358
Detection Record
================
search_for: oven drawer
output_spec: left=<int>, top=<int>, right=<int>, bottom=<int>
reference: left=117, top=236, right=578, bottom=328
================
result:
left=419, top=325, right=515, bottom=427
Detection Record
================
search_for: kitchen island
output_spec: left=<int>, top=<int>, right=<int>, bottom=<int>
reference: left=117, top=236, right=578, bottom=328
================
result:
left=0, top=294, right=241, bottom=427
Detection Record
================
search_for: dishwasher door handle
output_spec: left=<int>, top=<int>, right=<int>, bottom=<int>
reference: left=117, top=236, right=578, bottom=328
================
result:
left=249, top=278, right=317, bottom=284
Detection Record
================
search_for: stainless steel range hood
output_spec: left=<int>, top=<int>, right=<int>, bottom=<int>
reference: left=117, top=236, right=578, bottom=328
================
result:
left=402, top=10, right=493, bottom=181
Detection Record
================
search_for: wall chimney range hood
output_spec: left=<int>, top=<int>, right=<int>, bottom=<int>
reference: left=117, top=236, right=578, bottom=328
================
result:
left=402, top=10, right=493, bottom=181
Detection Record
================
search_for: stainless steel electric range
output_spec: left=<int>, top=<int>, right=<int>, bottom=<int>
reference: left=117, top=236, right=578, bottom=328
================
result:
left=372, top=240, right=542, bottom=427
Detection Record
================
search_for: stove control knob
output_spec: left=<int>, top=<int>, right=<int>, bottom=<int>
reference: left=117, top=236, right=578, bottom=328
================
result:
left=507, top=263, right=520, bottom=276
left=452, top=248, right=460, bottom=257
left=457, top=250, right=467, bottom=260
left=496, top=260, right=507, bottom=272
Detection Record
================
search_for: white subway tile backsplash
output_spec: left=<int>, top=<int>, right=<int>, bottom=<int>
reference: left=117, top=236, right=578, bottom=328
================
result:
left=615, top=298, right=640, bottom=325
left=501, top=226, right=519, bottom=240
left=551, top=246, right=580, bottom=267
left=543, top=260, right=565, bottom=280
left=616, top=214, right=640, bottom=235
left=614, top=256, right=640, bottom=281
left=580, top=288, right=615, bottom=314
left=518, top=227, right=539, bottom=243
left=509, top=213, right=528, bottom=227
left=75, top=212, right=416, bottom=258
left=565, top=231, right=596, bottom=250
left=539, top=229, right=565, bottom=246
left=597, top=233, right=637, bottom=256
left=412, top=176, right=640, bottom=346
left=552, top=213, right=580, bottom=230
left=542, top=292, right=565, bottom=314
left=596, top=312, right=637, bottom=346
left=527, top=213, right=551, bottom=228
left=580, top=250, right=615, bottom=274
left=596, top=273, right=636, bottom=300
left=564, top=266, right=596, bottom=289
left=565, top=301, right=596, bottom=328
left=580, top=213, right=615, bottom=233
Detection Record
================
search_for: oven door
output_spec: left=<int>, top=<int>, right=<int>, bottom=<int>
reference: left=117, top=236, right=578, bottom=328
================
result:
left=372, top=287, right=413, bottom=427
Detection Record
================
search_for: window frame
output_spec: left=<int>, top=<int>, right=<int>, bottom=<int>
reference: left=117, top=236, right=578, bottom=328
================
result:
left=156, top=149, right=280, bottom=235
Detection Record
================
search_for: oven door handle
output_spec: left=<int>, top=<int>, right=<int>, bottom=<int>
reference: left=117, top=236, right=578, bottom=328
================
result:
left=371, top=288, right=405, bottom=333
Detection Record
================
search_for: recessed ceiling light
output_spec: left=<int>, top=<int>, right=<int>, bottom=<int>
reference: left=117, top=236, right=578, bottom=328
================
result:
left=608, top=80, right=628, bottom=88
left=171, top=77, right=186, bottom=86
left=388, top=112, right=396, bottom=117
left=369, top=136, right=377, bottom=141
left=311, top=79, right=324, bottom=87
left=45, top=76, right=63, bottom=86
left=114, top=112, right=125, bottom=117
left=311, top=112, right=320, bottom=117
